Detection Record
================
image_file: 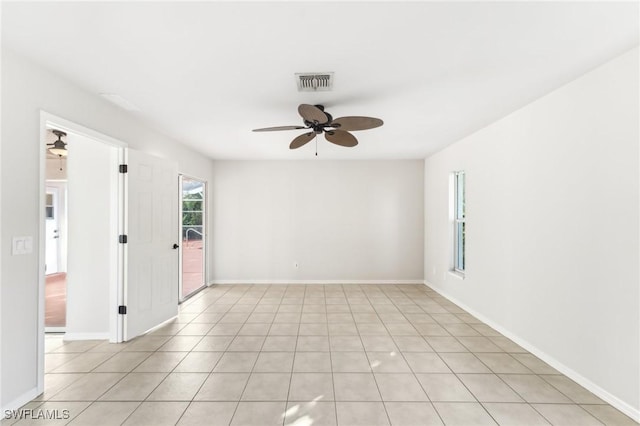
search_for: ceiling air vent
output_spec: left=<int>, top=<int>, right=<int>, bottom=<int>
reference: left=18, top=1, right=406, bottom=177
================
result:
left=295, top=72, right=334, bottom=92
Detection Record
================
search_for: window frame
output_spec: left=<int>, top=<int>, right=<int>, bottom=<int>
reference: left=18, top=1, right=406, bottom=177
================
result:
left=179, top=175, right=207, bottom=302
left=452, top=170, right=466, bottom=276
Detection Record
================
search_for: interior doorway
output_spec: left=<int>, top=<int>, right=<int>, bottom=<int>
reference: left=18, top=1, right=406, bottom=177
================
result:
left=45, top=128, right=69, bottom=331
left=40, top=113, right=127, bottom=346
left=39, top=113, right=127, bottom=397
left=180, top=175, right=206, bottom=301
left=38, top=112, right=185, bottom=398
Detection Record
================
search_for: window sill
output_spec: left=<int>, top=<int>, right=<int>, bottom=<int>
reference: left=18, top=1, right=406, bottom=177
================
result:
left=449, top=270, right=465, bottom=280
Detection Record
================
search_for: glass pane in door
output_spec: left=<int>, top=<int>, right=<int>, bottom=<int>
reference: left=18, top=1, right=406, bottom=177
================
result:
left=181, top=177, right=205, bottom=299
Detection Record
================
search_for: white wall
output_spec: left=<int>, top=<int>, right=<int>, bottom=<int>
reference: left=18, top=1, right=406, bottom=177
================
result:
left=0, top=47, right=215, bottom=409
left=424, top=48, right=639, bottom=417
left=45, top=158, right=66, bottom=180
left=65, top=133, right=117, bottom=339
left=211, top=160, right=424, bottom=283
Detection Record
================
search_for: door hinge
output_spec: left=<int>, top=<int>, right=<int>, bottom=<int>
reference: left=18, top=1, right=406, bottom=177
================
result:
left=118, top=305, right=127, bottom=315
left=119, top=164, right=128, bottom=173
left=119, top=235, right=128, bottom=244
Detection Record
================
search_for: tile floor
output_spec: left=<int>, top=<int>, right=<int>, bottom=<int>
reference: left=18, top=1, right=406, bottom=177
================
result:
left=13, top=284, right=638, bottom=426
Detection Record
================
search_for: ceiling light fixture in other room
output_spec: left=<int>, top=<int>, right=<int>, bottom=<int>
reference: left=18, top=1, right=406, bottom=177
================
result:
left=47, top=129, right=68, bottom=157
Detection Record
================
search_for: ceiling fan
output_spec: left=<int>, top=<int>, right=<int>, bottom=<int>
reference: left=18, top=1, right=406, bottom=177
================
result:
left=47, top=129, right=68, bottom=157
left=253, top=104, right=383, bottom=151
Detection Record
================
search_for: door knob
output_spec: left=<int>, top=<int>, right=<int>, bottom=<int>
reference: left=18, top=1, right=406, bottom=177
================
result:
left=173, top=243, right=179, bottom=249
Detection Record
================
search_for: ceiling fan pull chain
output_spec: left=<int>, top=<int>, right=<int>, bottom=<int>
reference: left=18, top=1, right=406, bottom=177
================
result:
left=315, top=134, right=318, bottom=156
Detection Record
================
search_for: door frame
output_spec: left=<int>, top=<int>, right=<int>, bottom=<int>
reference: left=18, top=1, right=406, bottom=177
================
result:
left=44, top=181, right=68, bottom=276
left=38, top=111, right=128, bottom=395
left=178, top=174, right=208, bottom=302
left=44, top=185, right=61, bottom=275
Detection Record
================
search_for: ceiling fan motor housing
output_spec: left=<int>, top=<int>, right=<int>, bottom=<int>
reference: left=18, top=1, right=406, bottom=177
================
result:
left=304, top=106, right=333, bottom=132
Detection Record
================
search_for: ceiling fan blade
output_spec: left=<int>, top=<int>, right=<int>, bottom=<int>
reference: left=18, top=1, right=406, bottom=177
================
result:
left=298, top=104, right=329, bottom=124
left=290, top=132, right=316, bottom=149
left=325, top=130, right=358, bottom=147
left=252, top=125, right=307, bottom=132
left=330, top=116, right=383, bottom=131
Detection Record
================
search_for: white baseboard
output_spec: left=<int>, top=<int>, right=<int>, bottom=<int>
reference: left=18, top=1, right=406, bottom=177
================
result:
left=62, top=332, right=110, bottom=341
left=2, top=387, right=40, bottom=413
left=424, top=280, right=640, bottom=422
left=208, top=280, right=425, bottom=285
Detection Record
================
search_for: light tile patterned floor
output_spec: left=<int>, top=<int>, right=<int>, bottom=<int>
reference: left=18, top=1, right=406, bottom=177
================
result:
left=12, top=284, right=638, bottom=425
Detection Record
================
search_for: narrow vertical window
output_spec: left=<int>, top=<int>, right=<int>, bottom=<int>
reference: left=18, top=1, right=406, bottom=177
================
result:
left=180, top=176, right=206, bottom=301
left=453, top=171, right=465, bottom=274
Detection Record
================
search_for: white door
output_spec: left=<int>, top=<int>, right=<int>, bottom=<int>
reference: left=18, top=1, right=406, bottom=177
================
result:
left=45, top=187, right=60, bottom=274
left=124, top=149, right=179, bottom=341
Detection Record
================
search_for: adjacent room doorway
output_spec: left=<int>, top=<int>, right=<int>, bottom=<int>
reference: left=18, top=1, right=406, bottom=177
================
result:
left=38, top=112, right=185, bottom=397
left=179, top=175, right=206, bottom=301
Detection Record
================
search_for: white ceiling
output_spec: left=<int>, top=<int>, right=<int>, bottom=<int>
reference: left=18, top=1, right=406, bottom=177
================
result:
left=3, top=1, right=638, bottom=160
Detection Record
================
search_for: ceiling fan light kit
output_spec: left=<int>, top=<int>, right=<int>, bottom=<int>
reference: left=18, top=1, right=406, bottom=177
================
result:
left=253, top=104, right=383, bottom=154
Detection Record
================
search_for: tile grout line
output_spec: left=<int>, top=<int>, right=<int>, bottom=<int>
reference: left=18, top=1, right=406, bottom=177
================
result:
left=274, top=284, right=301, bottom=426
left=354, top=284, right=393, bottom=425
left=393, top=284, right=447, bottom=426
left=327, top=284, right=341, bottom=426
left=227, top=284, right=284, bottom=425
